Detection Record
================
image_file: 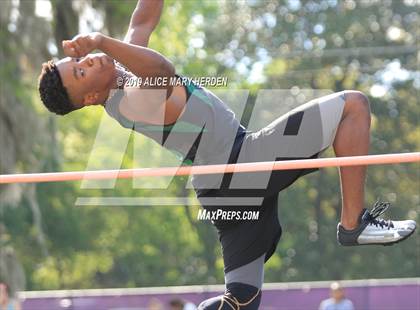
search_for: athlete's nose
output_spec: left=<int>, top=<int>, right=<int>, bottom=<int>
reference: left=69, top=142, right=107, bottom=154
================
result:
left=80, top=57, right=94, bottom=67
left=86, top=57, right=94, bottom=67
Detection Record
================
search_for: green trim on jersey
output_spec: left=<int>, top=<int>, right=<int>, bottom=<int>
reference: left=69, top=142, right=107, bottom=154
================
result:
left=138, top=121, right=206, bottom=133
left=186, top=82, right=213, bottom=107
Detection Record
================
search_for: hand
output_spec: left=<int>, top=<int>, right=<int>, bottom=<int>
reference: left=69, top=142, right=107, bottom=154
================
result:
left=62, top=32, right=103, bottom=57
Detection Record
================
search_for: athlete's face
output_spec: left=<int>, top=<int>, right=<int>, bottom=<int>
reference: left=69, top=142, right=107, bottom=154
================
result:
left=56, top=53, right=115, bottom=107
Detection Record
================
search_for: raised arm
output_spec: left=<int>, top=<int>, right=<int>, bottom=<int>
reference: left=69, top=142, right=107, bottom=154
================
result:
left=124, top=0, right=164, bottom=47
left=63, top=32, right=175, bottom=96
left=98, top=34, right=174, bottom=79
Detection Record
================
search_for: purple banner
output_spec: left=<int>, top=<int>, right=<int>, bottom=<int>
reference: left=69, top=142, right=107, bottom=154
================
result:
left=19, top=278, right=419, bottom=310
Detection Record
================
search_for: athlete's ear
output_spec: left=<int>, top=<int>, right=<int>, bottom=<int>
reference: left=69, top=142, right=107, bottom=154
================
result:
left=83, top=92, right=99, bottom=106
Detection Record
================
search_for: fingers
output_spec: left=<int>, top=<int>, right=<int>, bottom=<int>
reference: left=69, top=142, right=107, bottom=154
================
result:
left=62, top=37, right=89, bottom=57
left=62, top=40, right=79, bottom=57
left=72, top=40, right=84, bottom=56
left=62, top=33, right=100, bottom=57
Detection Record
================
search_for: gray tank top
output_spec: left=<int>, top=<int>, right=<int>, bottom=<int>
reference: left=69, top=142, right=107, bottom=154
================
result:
left=104, top=77, right=245, bottom=189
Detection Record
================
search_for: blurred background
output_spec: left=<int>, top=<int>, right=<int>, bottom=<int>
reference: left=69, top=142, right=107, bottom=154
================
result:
left=0, top=0, right=419, bottom=309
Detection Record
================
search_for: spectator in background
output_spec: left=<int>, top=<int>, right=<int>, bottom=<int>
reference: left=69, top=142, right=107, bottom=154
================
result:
left=147, top=297, right=164, bottom=310
left=169, top=298, right=184, bottom=310
left=0, top=283, right=21, bottom=310
left=319, top=282, right=354, bottom=310
left=169, top=298, right=196, bottom=310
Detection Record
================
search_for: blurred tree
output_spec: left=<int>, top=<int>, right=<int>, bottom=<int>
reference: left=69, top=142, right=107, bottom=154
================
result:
left=0, top=0, right=53, bottom=292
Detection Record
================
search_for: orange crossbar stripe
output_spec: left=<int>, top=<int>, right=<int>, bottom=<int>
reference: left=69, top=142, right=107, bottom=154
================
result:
left=0, top=152, right=419, bottom=184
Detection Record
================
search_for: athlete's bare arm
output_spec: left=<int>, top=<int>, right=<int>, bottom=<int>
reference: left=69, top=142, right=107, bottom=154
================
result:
left=62, top=33, right=174, bottom=96
left=122, top=0, right=187, bottom=124
left=99, top=35, right=174, bottom=83
left=124, top=0, right=164, bottom=47
left=62, top=0, right=183, bottom=123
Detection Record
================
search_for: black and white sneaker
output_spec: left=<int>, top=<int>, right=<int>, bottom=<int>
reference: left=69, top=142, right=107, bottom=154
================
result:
left=337, top=200, right=416, bottom=246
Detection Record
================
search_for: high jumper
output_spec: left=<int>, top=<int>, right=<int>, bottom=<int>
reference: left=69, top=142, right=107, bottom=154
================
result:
left=36, top=1, right=416, bottom=309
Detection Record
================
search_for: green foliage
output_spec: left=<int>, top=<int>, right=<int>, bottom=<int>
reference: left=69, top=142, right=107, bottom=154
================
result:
left=0, top=0, right=418, bottom=291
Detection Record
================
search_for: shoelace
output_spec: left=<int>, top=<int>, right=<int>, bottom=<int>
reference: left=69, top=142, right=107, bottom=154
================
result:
left=366, top=199, right=394, bottom=229
left=218, top=289, right=261, bottom=310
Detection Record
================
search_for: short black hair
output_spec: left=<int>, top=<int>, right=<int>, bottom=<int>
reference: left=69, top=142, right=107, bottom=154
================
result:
left=38, top=60, right=78, bottom=115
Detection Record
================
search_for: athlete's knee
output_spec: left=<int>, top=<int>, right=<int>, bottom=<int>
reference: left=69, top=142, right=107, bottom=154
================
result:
left=344, top=90, right=370, bottom=114
left=343, top=90, right=371, bottom=125
left=198, top=282, right=261, bottom=310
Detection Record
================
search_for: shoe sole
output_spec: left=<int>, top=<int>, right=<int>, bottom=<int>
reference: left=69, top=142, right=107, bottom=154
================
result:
left=339, top=226, right=416, bottom=247
left=383, top=226, right=417, bottom=246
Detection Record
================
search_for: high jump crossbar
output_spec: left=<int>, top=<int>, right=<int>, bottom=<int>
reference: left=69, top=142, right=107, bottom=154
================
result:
left=0, top=152, right=419, bottom=185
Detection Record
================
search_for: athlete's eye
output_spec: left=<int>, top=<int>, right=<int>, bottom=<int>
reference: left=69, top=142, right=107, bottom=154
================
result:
left=75, top=58, right=81, bottom=62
